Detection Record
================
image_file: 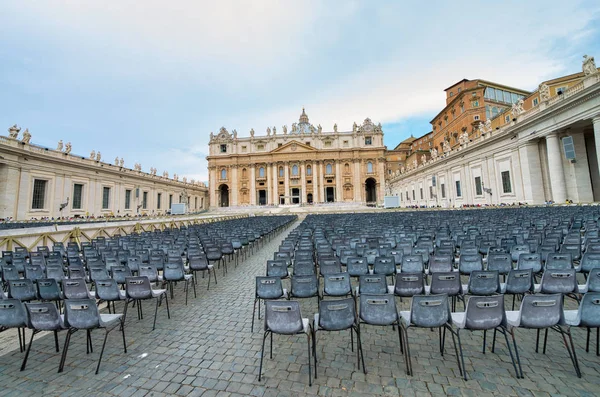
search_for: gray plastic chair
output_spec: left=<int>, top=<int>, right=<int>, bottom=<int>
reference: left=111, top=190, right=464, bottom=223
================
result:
left=62, top=279, right=94, bottom=300
left=8, top=279, right=37, bottom=302
left=535, top=269, right=578, bottom=294
left=458, top=254, right=483, bottom=275
left=506, top=294, right=580, bottom=378
left=359, top=294, right=401, bottom=372
left=24, top=265, right=45, bottom=282
left=266, top=259, right=289, bottom=279
left=427, top=254, right=453, bottom=274
left=427, top=272, right=463, bottom=310
left=319, top=260, right=341, bottom=276
left=45, top=264, right=65, bottom=282
left=373, top=257, right=396, bottom=283
left=110, top=265, right=132, bottom=285
left=188, top=255, right=216, bottom=290
left=289, top=275, right=319, bottom=305
left=564, top=292, right=600, bottom=355
left=321, top=272, right=353, bottom=299
left=357, top=275, right=388, bottom=296
left=347, top=257, right=369, bottom=277
left=59, top=299, right=127, bottom=374
left=37, top=278, right=63, bottom=308
left=162, top=262, right=196, bottom=305
left=451, top=295, right=520, bottom=380
left=580, top=253, right=600, bottom=274
left=252, top=276, right=288, bottom=332
left=21, top=302, right=67, bottom=371
left=487, top=253, right=513, bottom=275
left=313, top=297, right=365, bottom=378
left=401, top=255, right=424, bottom=273
left=579, top=267, right=600, bottom=293
left=545, top=253, right=573, bottom=270
left=511, top=244, right=531, bottom=262
left=95, top=279, right=126, bottom=314
left=517, top=253, right=542, bottom=274
left=400, top=294, right=459, bottom=376
left=0, top=298, right=28, bottom=352
left=466, top=270, right=501, bottom=296
left=123, top=276, right=170, bottom=331
left=393, top=272, right=425, bottom=297
left=259, top=300, right=312, bottom=386
left=502, top=269, right=534, bottom=310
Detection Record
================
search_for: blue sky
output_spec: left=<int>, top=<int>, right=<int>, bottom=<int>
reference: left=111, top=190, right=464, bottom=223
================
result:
left=1, top=1, right=599, bottom=182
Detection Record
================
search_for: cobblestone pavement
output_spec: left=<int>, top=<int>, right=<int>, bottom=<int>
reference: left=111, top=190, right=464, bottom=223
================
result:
left=1, top=220, right=600, bottom=396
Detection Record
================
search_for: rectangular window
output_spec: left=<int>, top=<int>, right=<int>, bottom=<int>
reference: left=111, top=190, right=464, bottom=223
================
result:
left=220, top=144, right=227, bottom=153
left=455, top=181, right=462, bottom=197
left=441, top=183, right=446, bottom=198
left=257, top=144, right=265, bottom=151
left=501, top=171, right=512, bottom=193
left=157, top=193, right=162, bottom=209
left=324, top=141, right=332, bottom=148
left=533, top=98, right=539, bottom=106
left=505, top=115, right=510, bottom=123
left=503, top=91, right=511, bottom=103
left=102, top=187, right=110, bottom=209
left=472, top=101, right=479, bottom=107
left=474, top=115, right=480, bottom=121
left=32, top=179, right=47, bottom=209
left=241, top=146, right=247, bottom=153
left=429, top=186, right=433, bottom=199
left=142, top=192, right=148, bottom=209
left=475, top=176, right=482, bottom=196
left=343, top=140, right=349, bottom=147
left=556, top=86, right=567, bottom=95
left=365, top=136, right=372, bottom=145
left=412, top=190, right=415, bottom=200
left=305, top=141, right=311, bottom=146
left=72, top=183, right=83, bottom=209
left=511, top=92, right=519, bottom=104
left=125, top=189, right=131, bottom=209
left=278, top=143, right=283, bottom=147
left=420, top=188, right=423, bottom=200
left=169, top=194, right=173, bottom=208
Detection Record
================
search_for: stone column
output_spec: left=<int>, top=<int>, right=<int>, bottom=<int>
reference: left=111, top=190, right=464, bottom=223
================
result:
left=271, top=163, right=278, bottom=205
left=354, top=159, right=362, bottom=202
left=546, top=133, right=567, bottom=203
left=231, top=166, right=238, bottom=206
left=249, top=166, right=256, bottom=205
left=266, top=163, right=271, bottom=205
left=319, top=161, right=325, bottom=203
left=312, top=161, right=319, bottom=203
left=335, top=161, right=343, bottom=202
left=283, top=162, right=290, bottom=204
left=594, top=117, right=600, bottom=182
left=209, top=167, right=217, bottom=209
left=377, top=158, right=385, bottom=205
left=518, top=142, right=545, bottom=204
left=300, top=161, right=306, bottom=204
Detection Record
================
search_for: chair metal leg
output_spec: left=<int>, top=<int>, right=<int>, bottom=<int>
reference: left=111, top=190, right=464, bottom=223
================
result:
left=121, top=319, right=127, bottom=353
left=20, top=329, right=38, bottom=371
left=164, top=293, right=170, bottom=319
left=559, top=326, right=582, bottom=378
left=86, top=329, right=93, bottom=354
left=270, top=331, right=273, bottom=359
left=542, top=328, right=549, bottom=354
left=192, top=277, right=197, bottom=298
left=455, top=329, right=467, bottom=380
left=258, top=331, right=268, bottom=382
left=153, top=298, right=159, bottom=331
left=307, top=332, right=312, bottom=387
left=499, top=327, right=520, bottom=379
left=17, top=327, right=24, bottom=353
left=58, top=328, right=76, bottom=373
left=251, top=298, right=258, bottom=332
left=586, top=327, right=590, bottom=353
left=54, top=330, right=60, bottom=352
left=402, top=326, right=412, bottom=376
left=95, top=329, right=110, bottom=375
left=509, top=328, right=523, bottom=378
left=482, top=329, right=487, bottom=354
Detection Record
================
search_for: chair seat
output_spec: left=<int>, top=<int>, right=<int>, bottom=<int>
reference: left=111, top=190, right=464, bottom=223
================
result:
left=563, top=309, right=580, bottom=326
left=387, top=285, right=395, bottom=294
left=505, top=310, right=521, bottom=327
left=98, top=313, right=123, bottom=327
left=301, top=318, right=310, bottom=334
left=450, top=312, right=466, bottom=329
left=399, top=310, right=411, bottom=328
left=578, top=284, right=588, bottom=293
left=151, top=289, right=168, bottom=298
left=533, top=283, right=541, bottom=293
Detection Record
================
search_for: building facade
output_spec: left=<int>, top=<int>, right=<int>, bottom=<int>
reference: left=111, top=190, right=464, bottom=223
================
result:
left=387, top=55, right=600, bottom=206
left=206, top=109, right=386, bottom=208
left=0, top=133, right=209, bottom=220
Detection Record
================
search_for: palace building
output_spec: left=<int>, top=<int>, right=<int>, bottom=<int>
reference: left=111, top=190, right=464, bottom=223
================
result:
left=206, top=109, right=386, bottom=208
left=387, top=54, right=600, bottom=206
left=0, top=131, right=209, bottom=220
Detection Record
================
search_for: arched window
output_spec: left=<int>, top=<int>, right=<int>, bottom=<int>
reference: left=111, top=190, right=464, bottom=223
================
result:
left=279, top=167, right=284, bottom=177
left=242, top=168, right=247, bottom=178
left=259, top=167, right=265, bottom=177
left=220, top=169, right=227, bottom=179
left=367, top=162, right=373, bottom=173
left=326, top=163, right=333, bottom=174
left=292, top=165, right=299, bottom=176
left=306, top=165, right=312, bottom=176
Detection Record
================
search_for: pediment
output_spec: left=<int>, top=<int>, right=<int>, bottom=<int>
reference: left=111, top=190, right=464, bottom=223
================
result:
left=270, top=140, right=317, bottom=153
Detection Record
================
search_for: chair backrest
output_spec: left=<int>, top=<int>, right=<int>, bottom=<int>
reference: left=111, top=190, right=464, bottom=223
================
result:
left=318, top=297, right=356, bottom=331
left=64, top=299, right=101, bottom=329
left=8, top=279, right=37, bottom=301
left=429, top=272, right=462, bottom=296
left=545, top=253, right=573, bottom=270
left=578, top=292, right=600, bottom=328
left=0, top=299, right=27, bottom=328
left=347, top=257, right=369, bottom=276
left=89, top=266, right=110, bottom=282
left=358, top=275, right=388, bottom=295
left=401, top=255, right=424, bottom=273
left=519, top=294, right=564, bottom=329
left=110, top=265, right=131, bottom=284
left=359, top=294, right=398, bottom=326
left=540, top=269, right=577, bottom=294
left=458, top=254, right=483, bottom=275
left=62, top=279, right=90, bottom=299
left=517, top=253, right=542, bottom=273
left=266, top=260, right=288, bottom=278
left=37, top=278, right=62, bottom=301
left=393, top=272, right=425, bottom=297
left=464, top=295, right=505, bottom=330
left=319, top=260, right=341, bottom=276
left=581, top=253, right=600, bottom=273
left=510, top=244, right=531, bottom=262
left=125, top=276, right=153, bottom=300
left=264, top=301, right=304, bottom=334
left=163, top=262, right=185, bottom=281
left=409, top=294, right=451, bottom=328
left=290, top=275, right=318, bottom=298
left=25, top=302, right=64, bottom=330
left=487, top=253, right=512, bottom=274
left=67, top=265, right=86, bottom=280
left=467, top=270, right=501, bottom=295
left=127, top=256, right=142, bottom=272
left=293, top=261, right=316, bottom=276
left=255, top=276, right=285, bottom=299
left=428, top=255, right=453, bottom=274
left=24, top=264, right=45, bottom=281
left=323, top=272, right=352, bottom=296
left=373, top=257, right=396, bottom=276
left=95, top=279, right=121, bottom=301
left=139, top=265, right=159, bottom=282
left=505, top=269, right=534, bottom=294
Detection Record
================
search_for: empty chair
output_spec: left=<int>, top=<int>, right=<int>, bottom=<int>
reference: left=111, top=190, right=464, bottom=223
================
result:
left=8, top=279, right=37, bottom=302
left=564, top=292, right=600, bottom=355
left=450, top=295, right=520, bottom=380
left=487, top=253, right=513, bottom=275
left=289, top=275, right=319, bottom=305
left=0, top=298, right=28, bottom=352
left=517, top=253, right=542, bottom=274
left=126, top=256, right=142, bottom=274
left=427, top=254, right=453, bottom=274
left=427, top=273, right=463, bottom=311
left=313, top=297, right=365, bottom=378
left=37, top=278, right=63, bottom=305
left=321, top=272, right=353, bottom=299
left=580, top=253, right=600, bottom=274
left=95, top=278, right=126, bottom=314
left=110, top=265, right=132, bottom=285
left=357, top=275, right=388, bottom=296
left=206, top=247, right=226, bottom=276
left=502, top=269, right=534, bottom=310
left=535, top=269, right=578, bottom=294
left=123, top=276, right=170, bottom=331
left=62, top=279, right=94, bottom=300
left=545, top=253, right=573, bottom=270
left=466, top=270, right=501, bottom=296
left=318, top=259, right=341, bottom=276
left=266, top=259, right=289, bottom=279
left=67, top=265, right=86, bottom=280
left=1, top=265, right=21, bottom=283
left=347, top=257, right=369, bottom=278
left=401, top=255, right=424, bottom=273
left=293, top=261, right=316, bottom=276
left=162, top=262, right=196, bottom=305
left=560, top=243, right=581, bottom=262
left=393, top=272, right=425, bottom=297
left=59, top=299, right=127, bottom=374
left=510, top=244, right=531, bottom=262
left=258, top=301, right=312, bottom=386
left=372, top=257, right=396, bottom=281
left=400, top=294, right=459, bottom=376
left=21, top=302, right=67, bottom=371
left=89, top=266, right=110, bottom=283
left=188, top=255, right=217, bottom=290
left=458, top=254, right=483, bottom=275
left=579, top=267, right=600, bottom=293
left=506, top=294, right=580, bottom=378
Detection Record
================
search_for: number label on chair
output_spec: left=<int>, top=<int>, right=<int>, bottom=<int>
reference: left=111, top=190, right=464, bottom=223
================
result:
left=261, top=280, right=275, bottom=285
left=329, top=276, right=344, bottom=281
left=476, top=301, right=498, bottom=308
left=70, top=304, right=89, bottom=310
left=129, top=280, right=144, bottom=284
left=438, top=275, right=456, bottom=281
left=273, top=306, right=293, bottom=312
left=550, top=273, right=572, bottom=278
left=477, top=274, right=494, bottom=279
left=365, top=277, right=381, bottom=283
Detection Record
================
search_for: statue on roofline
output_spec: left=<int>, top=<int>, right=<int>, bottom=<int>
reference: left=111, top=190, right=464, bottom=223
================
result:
left=8, top=124, right=20, bottom=139
left=21, top=129, right=31, bottom=143
left=57, top=140, right=63, bottom=151
left=65, top=142, right=72, bottom=154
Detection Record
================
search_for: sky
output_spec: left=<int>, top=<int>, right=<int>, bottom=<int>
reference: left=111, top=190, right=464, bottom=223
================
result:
left=1, top=1, right=599, bottom=183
